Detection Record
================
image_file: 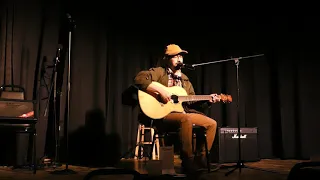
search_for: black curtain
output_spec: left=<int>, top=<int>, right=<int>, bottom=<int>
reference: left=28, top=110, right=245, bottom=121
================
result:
left=1, top=0, right=320, bottom=166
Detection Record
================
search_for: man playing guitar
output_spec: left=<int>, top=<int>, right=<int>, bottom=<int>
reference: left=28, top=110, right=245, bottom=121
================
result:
left=134, top=44, right=220, bottom=174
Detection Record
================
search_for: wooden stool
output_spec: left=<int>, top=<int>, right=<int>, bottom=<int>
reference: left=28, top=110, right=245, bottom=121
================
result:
left=134, top=123, right=160, bottom=160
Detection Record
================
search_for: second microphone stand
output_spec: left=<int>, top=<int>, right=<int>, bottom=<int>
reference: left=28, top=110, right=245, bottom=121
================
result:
left=52, top=53, right=62, bottom=168
left=51, top=13, right=77, bottom=175
left=190, top=54, right=279, bottom=176
left=44, top=47, right=62, bottom=168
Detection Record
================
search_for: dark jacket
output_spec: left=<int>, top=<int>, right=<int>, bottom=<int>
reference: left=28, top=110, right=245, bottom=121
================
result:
left=134, top=66, right=211, bottom=115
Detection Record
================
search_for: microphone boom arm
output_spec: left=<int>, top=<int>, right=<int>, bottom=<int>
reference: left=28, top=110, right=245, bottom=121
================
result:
left=191, top=54, right=264, bottom=67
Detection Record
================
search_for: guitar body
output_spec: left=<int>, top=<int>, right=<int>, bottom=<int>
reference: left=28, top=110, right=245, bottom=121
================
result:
left=138, top=81, right=232, bottom=119
left=138, top=82, right=187, bottom=119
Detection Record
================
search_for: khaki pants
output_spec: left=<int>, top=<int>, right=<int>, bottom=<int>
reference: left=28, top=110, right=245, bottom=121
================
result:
left=155, top=112, right=217, bottom=159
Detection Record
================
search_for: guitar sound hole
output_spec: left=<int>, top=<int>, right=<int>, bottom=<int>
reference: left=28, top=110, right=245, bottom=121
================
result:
left=171, top=95, right=179, bottom=103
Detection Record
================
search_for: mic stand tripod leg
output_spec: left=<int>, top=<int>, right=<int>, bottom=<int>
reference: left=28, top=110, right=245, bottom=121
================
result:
left=220, top=161, right=282, bottom=176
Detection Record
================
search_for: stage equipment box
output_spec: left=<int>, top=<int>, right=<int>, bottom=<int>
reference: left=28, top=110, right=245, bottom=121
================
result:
left=210, top=127, right=260, bottom=163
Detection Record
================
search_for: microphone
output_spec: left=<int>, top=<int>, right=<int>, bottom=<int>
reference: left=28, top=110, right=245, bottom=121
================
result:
left=177, top=62, right=195, bottom=70
left=66, top=13, right=76, bottom=28
left=55, top=44, right=63, bottom=63
left=66, top=13, right=72, bottom=20
left=48, top=45, right=63, bottom=68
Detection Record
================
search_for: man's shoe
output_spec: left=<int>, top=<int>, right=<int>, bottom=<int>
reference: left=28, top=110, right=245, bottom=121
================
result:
left=195, top=155, right=220, bottom=172
left=194, top=155, right=208, bottom=169
left=181, top=157, right=201, bottom=174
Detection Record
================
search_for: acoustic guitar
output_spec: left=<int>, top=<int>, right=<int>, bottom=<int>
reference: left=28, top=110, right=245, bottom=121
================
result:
left=138, top=82, right=232, bottom=119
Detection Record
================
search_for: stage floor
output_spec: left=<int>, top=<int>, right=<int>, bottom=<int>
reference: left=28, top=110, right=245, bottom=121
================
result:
left=0, top=158, right=308, bottom=180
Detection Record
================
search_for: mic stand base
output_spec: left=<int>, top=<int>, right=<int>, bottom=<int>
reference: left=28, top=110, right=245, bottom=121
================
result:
left=50, top=168, right=77, bottom=175
left=219, top=161, right=281, bottom=176
left=46, top=161, right=62, bottom=168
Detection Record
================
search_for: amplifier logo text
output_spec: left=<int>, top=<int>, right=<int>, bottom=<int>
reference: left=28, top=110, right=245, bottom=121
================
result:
left=231, top=134, right=247, bottom=139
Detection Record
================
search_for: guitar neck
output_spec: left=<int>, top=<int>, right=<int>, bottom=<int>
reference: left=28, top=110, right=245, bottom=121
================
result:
left=178, top=95, right=212, bottom=102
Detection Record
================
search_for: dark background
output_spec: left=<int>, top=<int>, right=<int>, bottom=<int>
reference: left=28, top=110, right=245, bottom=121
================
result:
left=0, top=0, right=320, bottom=167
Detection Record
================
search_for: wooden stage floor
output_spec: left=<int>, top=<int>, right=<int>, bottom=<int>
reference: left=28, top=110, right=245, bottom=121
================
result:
left=0, top=158, right=309, bottom=180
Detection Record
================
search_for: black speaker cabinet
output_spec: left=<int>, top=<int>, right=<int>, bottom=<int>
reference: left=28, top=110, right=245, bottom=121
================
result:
left=210, top=127, right=260, bottom=163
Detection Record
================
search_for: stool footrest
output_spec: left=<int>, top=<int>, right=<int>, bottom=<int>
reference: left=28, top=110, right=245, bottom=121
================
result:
left=141, top=142, right=153, bottom=145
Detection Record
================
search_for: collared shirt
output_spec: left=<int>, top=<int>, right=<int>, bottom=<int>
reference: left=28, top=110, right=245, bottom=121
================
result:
left=167, top=68, right=182, bottom=87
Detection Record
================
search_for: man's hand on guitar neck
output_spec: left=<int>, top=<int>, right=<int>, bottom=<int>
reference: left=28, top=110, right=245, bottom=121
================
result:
left=209, top=93, right=220, bottom=103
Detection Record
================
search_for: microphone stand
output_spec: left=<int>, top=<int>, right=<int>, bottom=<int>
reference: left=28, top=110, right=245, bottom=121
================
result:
left=190, top=54, right=280, bottom=175
left=44, top=47, right=62, bottom=168
left=51, top=13, right=76, bottom=175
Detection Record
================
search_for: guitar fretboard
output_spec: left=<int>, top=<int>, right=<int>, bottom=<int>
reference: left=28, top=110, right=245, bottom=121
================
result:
left=178, top=95, right=212, bottom=102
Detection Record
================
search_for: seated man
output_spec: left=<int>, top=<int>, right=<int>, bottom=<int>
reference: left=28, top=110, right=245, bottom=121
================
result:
left=134, top=44, right=218, bottom=174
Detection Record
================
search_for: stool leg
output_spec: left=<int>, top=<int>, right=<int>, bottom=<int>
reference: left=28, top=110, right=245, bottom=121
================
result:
left=192, top=132, right=196, bottom=154
left=149, top=132, right=156, bottom=160
left=140, top=125, right=145, bottom=159
left=204, top=134, right=211, bottom=172
left=155, top=134, right=160, bottom=159
left=149, top=133, right=161, bottom=160
left=134, top=124, right=142, bottom=159
left=33, top=128, right=37, bottom=174
left=151, top=128, right=155, bottom=160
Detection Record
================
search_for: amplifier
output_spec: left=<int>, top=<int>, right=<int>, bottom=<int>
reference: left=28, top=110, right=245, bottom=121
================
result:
left=0, top=99, right=36, bottom=167
left=210, top=127, right=260, bottom=163
left=0, top=99, right=36, bottom=125
left=0, top=99, right=35, bottom=118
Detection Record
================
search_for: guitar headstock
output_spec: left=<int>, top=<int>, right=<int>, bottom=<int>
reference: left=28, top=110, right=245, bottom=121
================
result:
left=219, top=94, right=232, bottom=103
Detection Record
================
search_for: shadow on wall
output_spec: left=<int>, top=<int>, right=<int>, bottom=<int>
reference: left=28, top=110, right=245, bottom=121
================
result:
left=59, top=108, right=122, bottom=167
